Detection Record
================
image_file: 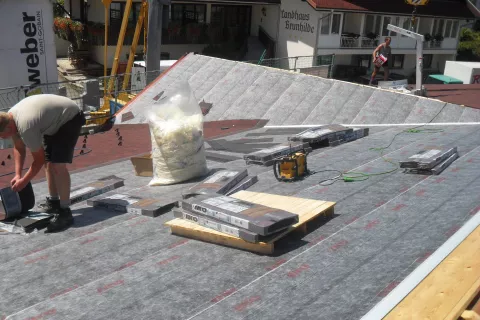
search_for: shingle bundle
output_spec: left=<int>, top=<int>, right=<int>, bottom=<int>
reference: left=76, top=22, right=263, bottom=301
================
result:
left=174, top=194, right=299, bottom=243
left=400, top=146, right=458, bottom=175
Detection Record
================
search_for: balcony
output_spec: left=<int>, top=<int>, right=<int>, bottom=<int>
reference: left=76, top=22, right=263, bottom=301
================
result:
left=340, top=34, right=379, bottom=48
left=323, top=13, right=459, bottom=52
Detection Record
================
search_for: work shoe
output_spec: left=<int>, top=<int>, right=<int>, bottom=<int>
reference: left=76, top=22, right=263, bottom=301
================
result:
left=45, top=207, right=74, bottom=233
left=37, top=197, right=60, bottom=213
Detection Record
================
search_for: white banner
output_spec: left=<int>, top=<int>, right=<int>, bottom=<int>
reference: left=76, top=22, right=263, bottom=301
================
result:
left=0, top=0, right=57, bottom=89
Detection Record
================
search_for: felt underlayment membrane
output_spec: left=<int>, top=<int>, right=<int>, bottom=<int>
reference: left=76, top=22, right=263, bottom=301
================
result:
left=1, top=125, right=479, bottom=320
left=115, top=54, right=480, bottom=126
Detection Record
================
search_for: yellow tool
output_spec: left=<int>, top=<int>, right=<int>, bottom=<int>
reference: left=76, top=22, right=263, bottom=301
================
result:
left=87, top=0, right=148, bottom=127
left=273, top=150, right=310, bottom=182
left=405, top=0, right=429, bottom=5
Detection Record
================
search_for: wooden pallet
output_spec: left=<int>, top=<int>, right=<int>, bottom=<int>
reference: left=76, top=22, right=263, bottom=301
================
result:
left=164, top=191, right=335, bottom=254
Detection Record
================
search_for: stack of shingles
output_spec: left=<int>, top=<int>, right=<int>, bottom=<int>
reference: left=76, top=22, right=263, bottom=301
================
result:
left=287, top=124, right=369, bottom=147
left=173, top=168, right=299, bottom=243
left=242, top=125, right=369, bottom=167
left=399, top=146, right=459, bottom=175
left=173, top=193, right=299, bottom=243
left=86, top=169, right=258, bottom=217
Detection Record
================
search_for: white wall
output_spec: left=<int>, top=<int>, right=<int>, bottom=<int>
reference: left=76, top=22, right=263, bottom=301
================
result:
left=251, top=4, right=280, bottom=40
left=277, top=0, right=318, bottom=64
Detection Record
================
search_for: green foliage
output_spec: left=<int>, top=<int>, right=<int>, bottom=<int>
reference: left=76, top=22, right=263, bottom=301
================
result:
left=457, top=27, right=480, bottom=62
left=53, top=0, right=65, bottom=18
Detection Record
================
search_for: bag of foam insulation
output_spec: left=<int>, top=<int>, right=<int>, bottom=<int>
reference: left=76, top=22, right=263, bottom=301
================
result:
left=146, top=80, right=208, bottom=186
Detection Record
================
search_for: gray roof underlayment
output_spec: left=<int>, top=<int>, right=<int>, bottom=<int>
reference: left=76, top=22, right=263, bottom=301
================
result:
left=1, top=54, right=480, bottom=319
left=115, top=53, right=480, bottom=126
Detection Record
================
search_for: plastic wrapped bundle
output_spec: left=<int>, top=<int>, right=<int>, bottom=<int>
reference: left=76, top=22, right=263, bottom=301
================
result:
left=147, top=81, right=208, bottom=185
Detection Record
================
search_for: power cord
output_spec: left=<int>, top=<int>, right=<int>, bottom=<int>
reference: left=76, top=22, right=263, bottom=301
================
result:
left=311, top=102, right=449, bottom=185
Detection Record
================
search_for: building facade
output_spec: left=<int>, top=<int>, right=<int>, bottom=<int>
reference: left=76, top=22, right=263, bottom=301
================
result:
left=58, top=0, right=475, bottom=80
left=60, top=0, right=281, bottom=68
left=275, top=0, right=476, bottom=80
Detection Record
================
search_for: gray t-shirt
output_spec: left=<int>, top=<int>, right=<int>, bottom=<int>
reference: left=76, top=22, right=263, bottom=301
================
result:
left=9, top=94, right=81, bottom=151
left=378, top=44, right=392, bottom=61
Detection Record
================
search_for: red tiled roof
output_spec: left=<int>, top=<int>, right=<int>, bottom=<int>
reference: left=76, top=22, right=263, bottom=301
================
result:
left=0, top=120, right=266, bottom=186
left=306, top=0, right=474, bottom=18
left=423, top=84, right=480, bottom=109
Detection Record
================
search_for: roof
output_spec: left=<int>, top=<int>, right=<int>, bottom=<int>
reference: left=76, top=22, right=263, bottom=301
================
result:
left=2, top=123, right=479, bottom=319
left=116, top=53, right=480, bottom=126
left=424, top=84, right=480, bottom=109
left=1, top=54, right=480, bottom=319
left=306, top=0, right=475, bottom=18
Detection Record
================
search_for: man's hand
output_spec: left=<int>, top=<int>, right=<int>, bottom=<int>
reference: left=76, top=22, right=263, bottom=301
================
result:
left=11, top=176, right=29, bottom=192
left=11, top=175, right=21, bottom=187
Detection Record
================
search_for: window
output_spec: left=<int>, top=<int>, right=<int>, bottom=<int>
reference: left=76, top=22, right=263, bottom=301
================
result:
left=445, top=20, right=452, bottom=38
left=331, top=14, right=341, bottom=34
left=319, top=12, right=341, bottom=35
left=443, top=20, right=459, bottom=38
left=320, top=13, right=330, bottom=35
left=451, top=20, right=459, bottom=38
left=432, top=19, right=445, bottom=36
left=364, top=15, right=381, bottom=36
left=402, top=17, right=411, bottom=37
left=423, top=54, right=433, bottom=69
left=109, top=2, right=145, bottom=45
left=433, top=18, right=459, bottom=38
left=170, top=4, right=206, bottom=24
left=381, top=16, right=399, bottom=37
left=389, top=54, right=404, bottom=69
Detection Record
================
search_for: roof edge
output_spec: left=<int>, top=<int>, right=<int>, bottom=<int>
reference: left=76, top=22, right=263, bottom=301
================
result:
left=306, top=0, right=474, bottom=19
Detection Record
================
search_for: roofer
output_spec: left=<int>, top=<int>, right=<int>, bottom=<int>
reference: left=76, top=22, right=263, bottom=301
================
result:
left=369, top=36, right=392, bottom=85
left=0, top=94, right=86, bottom=233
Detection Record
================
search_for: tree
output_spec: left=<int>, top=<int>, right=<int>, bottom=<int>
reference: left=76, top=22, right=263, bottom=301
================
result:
left=457, top=22, right=480, bottom=62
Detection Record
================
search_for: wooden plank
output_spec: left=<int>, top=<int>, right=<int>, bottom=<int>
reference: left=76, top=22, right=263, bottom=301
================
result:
left=165, top=191, right=335, bottom=254
left=384, top=225, right=480, bottom=320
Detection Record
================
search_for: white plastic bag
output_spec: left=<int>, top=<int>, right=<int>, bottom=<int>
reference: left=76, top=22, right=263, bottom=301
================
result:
left=147, top=80, right=208, bottom=186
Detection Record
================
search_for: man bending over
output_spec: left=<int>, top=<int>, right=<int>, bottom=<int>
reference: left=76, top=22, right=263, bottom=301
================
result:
left=0, top=94, right=86, bottom=232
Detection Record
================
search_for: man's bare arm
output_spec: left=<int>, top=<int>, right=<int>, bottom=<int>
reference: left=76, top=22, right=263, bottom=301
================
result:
left=372, top=43, right=384, bottom=60
left=12, top=134, right=26, bottom=178
left=21, top=148, right=45, bottom=183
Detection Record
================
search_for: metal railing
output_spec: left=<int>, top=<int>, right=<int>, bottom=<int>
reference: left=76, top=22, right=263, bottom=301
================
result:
left=341, top=36, right=379, bottom=48
left=245, top=54, right=335, bottom=78
left=1, top=54, right=336, bottom=113
left=0, top=69, right=164, bottom=113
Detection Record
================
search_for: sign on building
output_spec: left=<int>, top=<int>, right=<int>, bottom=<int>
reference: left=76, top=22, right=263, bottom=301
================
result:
left=0, top=0, right=58, bottom=90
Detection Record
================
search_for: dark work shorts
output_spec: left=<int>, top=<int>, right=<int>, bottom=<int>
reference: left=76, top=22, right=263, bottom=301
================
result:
left=43, top=111, right=86, bottom=164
